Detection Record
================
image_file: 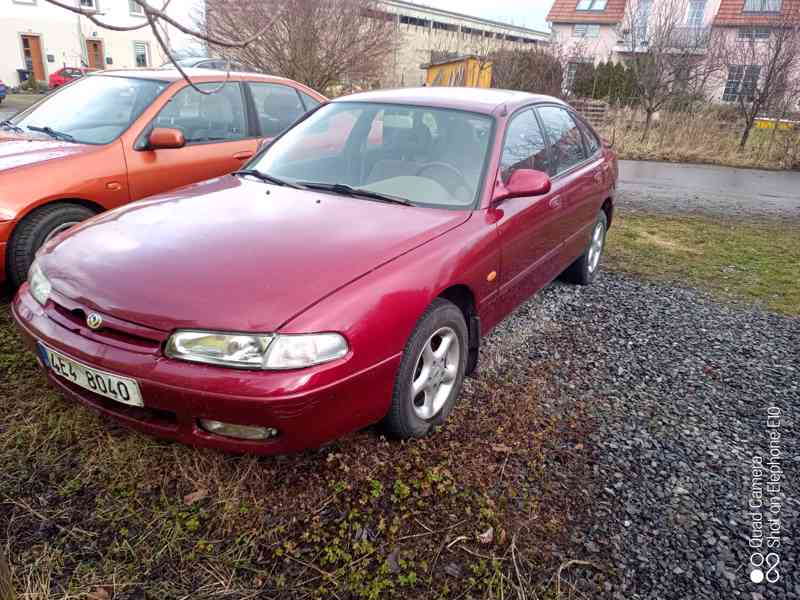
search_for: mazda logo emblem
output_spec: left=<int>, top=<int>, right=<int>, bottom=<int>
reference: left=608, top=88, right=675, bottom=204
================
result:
left=86, top=313, right=103, bottom=330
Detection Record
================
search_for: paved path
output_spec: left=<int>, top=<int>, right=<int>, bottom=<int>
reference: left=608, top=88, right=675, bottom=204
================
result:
left=618, top=160, right=800, bottom=220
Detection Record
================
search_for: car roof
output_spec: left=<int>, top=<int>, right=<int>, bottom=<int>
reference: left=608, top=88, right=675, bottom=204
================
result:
left=335, top=87, right=566, bottom=115
left=90, top=68, right=305, bottom=87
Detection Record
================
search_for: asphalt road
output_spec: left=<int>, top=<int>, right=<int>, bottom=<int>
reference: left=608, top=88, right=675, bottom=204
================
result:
left=618, top=159, right=800, bottom=220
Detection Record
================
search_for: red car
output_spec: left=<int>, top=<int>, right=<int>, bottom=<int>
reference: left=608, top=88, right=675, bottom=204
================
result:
left=12, top=87, right=617, bottom=454
left=48, top=67, right=95, bottom=89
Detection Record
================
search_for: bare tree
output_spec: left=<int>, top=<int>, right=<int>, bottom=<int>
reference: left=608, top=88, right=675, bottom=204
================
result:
left=722, top=5, right=800, bottom=148
left=205, top=0, right=398, bottom=94
left=618, top=0, right=726, bottom=141
left=42, top=0, right=282, bottom=94
left=489, top=46, right=565, bottom=97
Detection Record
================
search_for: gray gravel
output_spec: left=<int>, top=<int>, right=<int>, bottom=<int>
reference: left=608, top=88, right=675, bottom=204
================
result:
left=478, top=271, right=799, bottom=599
left=618, top=160, right=800, bottom=220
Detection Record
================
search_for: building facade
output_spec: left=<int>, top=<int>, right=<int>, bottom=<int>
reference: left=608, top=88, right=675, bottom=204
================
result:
left=0, top=0, right=167, bottom=88
left=379, top=0, right=550, bottom=87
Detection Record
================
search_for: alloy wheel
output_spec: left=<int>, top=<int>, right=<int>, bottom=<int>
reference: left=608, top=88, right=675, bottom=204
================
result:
left=410, top=326, right=460, bottom=420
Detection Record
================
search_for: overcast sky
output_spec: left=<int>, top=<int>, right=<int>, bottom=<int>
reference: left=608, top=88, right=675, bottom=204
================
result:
left=417, top=0, right=552, bottom=31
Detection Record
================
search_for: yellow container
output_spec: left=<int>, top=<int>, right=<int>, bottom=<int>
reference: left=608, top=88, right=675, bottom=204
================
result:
left=424, top=56, right=493, bottom=88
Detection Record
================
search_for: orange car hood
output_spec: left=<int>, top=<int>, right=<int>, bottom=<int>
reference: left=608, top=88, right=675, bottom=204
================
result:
left=0, top=134, right=93, bottom=172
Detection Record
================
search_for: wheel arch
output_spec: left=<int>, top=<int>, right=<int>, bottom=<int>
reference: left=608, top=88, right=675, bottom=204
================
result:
left=602, top=197, right=614, bottom=229
left=436, top=283, right=480, bottom=376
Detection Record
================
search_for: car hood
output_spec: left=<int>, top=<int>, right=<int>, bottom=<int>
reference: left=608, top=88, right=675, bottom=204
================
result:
left=0, top=134, right=93, bottom=172
left=40, top=176, right=471, bottom=332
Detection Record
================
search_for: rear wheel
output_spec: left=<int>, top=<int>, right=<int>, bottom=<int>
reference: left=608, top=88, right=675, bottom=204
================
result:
left=7, top=203, right=96, bottom=288
left=562, top=211, right=607, bottom=286
left=382, top=298, right=467, bottom=439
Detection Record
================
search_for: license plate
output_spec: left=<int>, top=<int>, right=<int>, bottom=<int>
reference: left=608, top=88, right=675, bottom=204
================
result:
left=40, top=344, right=144, bottom=407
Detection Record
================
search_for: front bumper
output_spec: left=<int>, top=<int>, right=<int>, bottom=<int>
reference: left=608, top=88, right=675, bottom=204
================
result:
left=11, top=287, right=400, bottom=454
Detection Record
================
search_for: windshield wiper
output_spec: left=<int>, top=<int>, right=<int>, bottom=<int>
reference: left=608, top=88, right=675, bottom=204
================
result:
left=0, top=120, right=24, bottom=133
left=232, top=169, right=302, bottom=189
left=298, top=182, right=414, bottom=206
left=26, top=125, right=76, bottom=142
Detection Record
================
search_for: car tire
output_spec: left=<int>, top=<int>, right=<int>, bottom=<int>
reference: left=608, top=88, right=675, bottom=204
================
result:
left=7, top=202, right=96, bottom=288
left=382, top=298, right=468, bottom=440
left=562, top=211, right=607, bottom=286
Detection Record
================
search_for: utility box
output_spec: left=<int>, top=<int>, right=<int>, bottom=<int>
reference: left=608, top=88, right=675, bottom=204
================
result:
left=422, top=55, right=492, bottom=88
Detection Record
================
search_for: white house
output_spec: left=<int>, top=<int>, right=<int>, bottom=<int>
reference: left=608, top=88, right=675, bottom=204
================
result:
left=0, top=0, right=169, bottom=87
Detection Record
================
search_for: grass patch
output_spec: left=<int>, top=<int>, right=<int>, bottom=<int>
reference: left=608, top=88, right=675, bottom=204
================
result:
left=0, top=300, right=604, bottom=599
left=605, top=213, right=800, bottom=315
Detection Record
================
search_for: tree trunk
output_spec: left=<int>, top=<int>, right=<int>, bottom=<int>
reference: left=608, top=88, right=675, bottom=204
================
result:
left=640, top=109, right=654, bottom=142
left=0, top=552, right=14, bottom=600
left=739, top=118, right=754, bottom=149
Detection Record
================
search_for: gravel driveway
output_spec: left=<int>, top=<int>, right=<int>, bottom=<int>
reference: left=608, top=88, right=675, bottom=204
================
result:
left=618, top=160, right=800, bottom=220
left=479, top=271, right=799, bottom=599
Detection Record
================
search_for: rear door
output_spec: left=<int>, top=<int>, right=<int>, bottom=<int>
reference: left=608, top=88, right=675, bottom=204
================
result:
left=535, top=104, right=594, bottom=270
left=494, top=107, right=564, bottom=314
left=125, top=81, right=259, bottom=200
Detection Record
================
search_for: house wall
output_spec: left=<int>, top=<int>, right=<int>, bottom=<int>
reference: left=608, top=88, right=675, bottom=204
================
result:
left=0, top=0, right=166, bottom=87
left=551, top=23, right=620, bottom=64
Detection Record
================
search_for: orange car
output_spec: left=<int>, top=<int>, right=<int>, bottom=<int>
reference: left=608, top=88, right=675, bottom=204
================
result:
left=0, top=68, right=325, bottom=287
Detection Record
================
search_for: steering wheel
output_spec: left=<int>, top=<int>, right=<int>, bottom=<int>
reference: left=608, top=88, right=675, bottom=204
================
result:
left=415, top=162, right=469, bottom=193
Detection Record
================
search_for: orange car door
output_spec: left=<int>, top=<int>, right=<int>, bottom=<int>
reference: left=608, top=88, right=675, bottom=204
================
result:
left=125, top=81, right=259, bottom=200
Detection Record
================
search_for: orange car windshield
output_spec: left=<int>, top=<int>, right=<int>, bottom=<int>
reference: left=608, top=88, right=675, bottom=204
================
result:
left=11, top=75, right=168, bottom=145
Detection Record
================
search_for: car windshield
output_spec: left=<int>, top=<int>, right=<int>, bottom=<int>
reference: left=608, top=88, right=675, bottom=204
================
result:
left=250, top=102, right=494, bottom=208
left=11, top=75, right=168, bottom=145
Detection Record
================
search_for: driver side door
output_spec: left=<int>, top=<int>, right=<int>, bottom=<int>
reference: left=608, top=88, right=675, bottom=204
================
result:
left=124, top=81, right=259, bottom=200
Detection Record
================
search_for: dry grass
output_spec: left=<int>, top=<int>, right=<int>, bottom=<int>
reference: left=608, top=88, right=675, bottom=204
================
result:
left=597, top=107, right=800, bottom=170
left=0, top=299, right=605, bottom=600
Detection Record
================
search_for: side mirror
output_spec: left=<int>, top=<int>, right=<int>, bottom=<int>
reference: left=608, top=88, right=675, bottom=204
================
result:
left=148, top=127, right=185, bottom=150
left=493, top=169, right=551, bottom=203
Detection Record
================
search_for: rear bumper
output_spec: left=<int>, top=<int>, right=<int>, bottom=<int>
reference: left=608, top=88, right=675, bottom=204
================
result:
left=11, top=287, right=400, bottom=454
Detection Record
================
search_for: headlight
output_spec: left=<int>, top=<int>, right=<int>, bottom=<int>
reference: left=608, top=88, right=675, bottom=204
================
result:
left=28, top=260, right=52, bottom=306
left=165, top=330, right=348, bottom=370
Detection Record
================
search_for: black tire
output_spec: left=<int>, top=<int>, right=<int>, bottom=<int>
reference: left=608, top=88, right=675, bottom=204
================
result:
left=382, top=298, right=468, bottom=439
left=562, top=211, right=608, bottom=286
left=6, top=202, right=96, bottom=288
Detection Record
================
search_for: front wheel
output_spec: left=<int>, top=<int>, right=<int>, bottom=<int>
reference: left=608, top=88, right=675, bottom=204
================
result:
left=382, top=298, right=468, bottom=439
left=7, top=203, right=96, bottom=288
left=562, top=211, right=607, bottom=286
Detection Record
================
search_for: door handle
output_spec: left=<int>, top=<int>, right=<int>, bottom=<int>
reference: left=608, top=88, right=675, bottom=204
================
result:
left=233, top=151, right=254, bottom=160
left=549, top=195, right=562, bottom=209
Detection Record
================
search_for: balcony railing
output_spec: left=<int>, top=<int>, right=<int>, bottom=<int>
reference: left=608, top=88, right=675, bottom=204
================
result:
left=616, top=26, right=712, bottom=52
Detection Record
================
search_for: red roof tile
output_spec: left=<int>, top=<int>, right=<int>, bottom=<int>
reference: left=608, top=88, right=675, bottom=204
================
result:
left=546, top=0, right=628, bottom=24
left=714, top=0, right=800, bottom=26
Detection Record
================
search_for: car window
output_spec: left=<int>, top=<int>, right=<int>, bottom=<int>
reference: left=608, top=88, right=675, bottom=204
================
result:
left=152, top=82, right=247, bottom=144
left=536, top=105, right=588, bottom=175
left=12, top=75, right=168, bottom=145
left=248, top=83, right=306, bottom=137
left=253, top=101, right=494, bottom=209
left=575, top=116, right=600, bottom=156
left=499, top=108, right=549, bottom=184
left=299, top=91, right=321, bottom=111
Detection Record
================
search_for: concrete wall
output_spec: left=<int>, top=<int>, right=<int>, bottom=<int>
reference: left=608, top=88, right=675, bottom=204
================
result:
left=0, top=0, right=166, bottom=87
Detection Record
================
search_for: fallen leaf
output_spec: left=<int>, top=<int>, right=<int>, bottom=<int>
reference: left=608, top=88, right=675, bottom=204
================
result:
left=498, top=528, right=508, bottom=546
left=491, top=444, right=512, bottom=453
left=444, top=562, right=462, bottom=578
left=574, top=443, right=584, bottom=450
left=86, top=588, right=110, bottom=600
left=386, top=549, right=401, bottom=574
left=478, top=526, right=494, bottom=545
left=183, top=489, right=208, bottom=505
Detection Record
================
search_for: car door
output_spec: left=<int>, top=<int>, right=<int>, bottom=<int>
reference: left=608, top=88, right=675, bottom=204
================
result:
left=493, top=107, right=564, bottom=315
left=535, top=104, right=594, bottom=271
left=124, top=81, right=259, bottom=200
left=246, top=82, right=308, bottom=144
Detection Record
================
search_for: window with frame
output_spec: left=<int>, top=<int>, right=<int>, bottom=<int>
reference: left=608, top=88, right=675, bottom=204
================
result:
left=722, top=65, right=760, bottom=102
left=743, top=0, right=782, bottom=12
left=248, top=83, right=306, bottom=137
left=129, top=0, right=144, bottom=15
left=573, top=24, right=601, bottom=37
left=687, top=0, right=706, bottom=27
left=152, top=82, right=247, bottom=143
left=738, top=27, right=770, bottom=40
left=133, top=41, right=149, bottom=67
left=80, top=0, right=98, bottom=9
left=576, top=0, right=608, bottom=10
left=536, top=105, right=588, bottom=175
left=500, top=109, right=550, bottom=183
left=575, top=117, right=600, bottom=156
left=299, top=91, right=321, bottom=111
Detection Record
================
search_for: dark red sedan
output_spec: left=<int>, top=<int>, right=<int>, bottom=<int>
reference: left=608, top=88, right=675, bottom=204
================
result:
left=48, top=67, right=95, bottom=89
left=12, top=87, right=617, bottom=454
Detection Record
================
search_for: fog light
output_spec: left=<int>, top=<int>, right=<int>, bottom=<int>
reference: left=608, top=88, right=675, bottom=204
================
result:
left=198, top=419, right=279, bottom=440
